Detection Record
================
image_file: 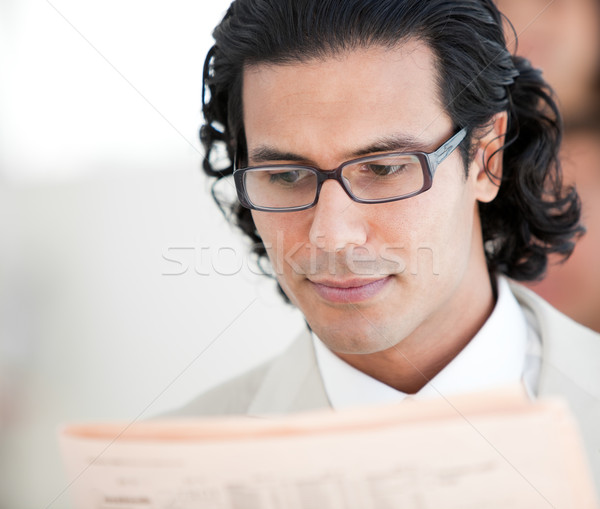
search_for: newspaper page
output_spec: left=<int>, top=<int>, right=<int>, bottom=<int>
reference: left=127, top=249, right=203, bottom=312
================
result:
left=59, top=386, right=598, bottom=509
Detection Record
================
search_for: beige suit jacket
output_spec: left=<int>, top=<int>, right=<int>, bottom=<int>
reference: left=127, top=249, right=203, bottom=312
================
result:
left=174, top=281, right=600, bottom=489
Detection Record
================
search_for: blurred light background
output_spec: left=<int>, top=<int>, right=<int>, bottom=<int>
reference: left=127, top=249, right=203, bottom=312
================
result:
left=2, top=1, right=599, bottom=508
left=0, top=1, right=304, bottom=508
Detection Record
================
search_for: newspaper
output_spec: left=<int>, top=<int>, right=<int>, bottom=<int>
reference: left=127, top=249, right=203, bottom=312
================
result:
left=59, top=386, right=598, bottom=508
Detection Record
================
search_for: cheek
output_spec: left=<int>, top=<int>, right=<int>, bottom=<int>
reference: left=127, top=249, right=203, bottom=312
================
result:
left=251, top=211, right=273, bottom=242
left=385, top=173, right=472, bottom=233
left=251, top=211, right=309, bottom=270
left=252, top=211, right=297, bottom=240
left=385, top=177, right=475, bottom=268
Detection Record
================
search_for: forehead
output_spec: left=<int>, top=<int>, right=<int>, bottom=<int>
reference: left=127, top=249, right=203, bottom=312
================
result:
left=241, top=40, right=452, bottom=162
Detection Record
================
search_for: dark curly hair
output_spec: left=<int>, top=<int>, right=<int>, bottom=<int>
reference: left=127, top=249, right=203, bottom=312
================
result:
left=200, top=0, right=583, bottom=286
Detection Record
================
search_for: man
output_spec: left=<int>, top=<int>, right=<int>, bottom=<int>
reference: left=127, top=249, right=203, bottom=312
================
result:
left=182, top=0, right=600, bottom=486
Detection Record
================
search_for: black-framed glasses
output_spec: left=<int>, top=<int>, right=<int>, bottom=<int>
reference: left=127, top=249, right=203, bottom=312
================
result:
left=233, top=127, right=467, bottom=212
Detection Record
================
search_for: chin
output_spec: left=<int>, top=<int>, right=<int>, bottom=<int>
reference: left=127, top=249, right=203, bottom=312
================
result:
left=309, top=321, right=399, bottom=355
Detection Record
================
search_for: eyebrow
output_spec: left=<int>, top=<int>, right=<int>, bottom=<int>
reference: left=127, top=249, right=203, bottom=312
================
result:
left=249, top=147, right=304, bottom=164
left=350, top=134, right=428, bottom=157
left=248, top=134, right=430, bottom=166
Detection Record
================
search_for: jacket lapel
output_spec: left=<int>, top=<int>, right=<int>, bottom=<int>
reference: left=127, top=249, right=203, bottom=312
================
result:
left=509, top=281, right=600, bottom=399
left=248, top=328, right=331, bottom=415
left=509, top=281, right=600, bottom=485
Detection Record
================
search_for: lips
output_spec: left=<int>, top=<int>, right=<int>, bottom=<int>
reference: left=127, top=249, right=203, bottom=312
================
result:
left=309, top=276, right=392, bottom=303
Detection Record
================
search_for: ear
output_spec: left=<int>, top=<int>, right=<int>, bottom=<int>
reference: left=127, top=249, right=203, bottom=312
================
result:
left=472, top=112, right=507, bottom=203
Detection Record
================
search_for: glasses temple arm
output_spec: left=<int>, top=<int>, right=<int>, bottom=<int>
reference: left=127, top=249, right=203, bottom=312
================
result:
left=427, top=127, right=468, bottom=173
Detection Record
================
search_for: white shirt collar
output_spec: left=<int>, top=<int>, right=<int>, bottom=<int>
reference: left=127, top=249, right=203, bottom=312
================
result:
left=312, top=276, right=531, bottom=409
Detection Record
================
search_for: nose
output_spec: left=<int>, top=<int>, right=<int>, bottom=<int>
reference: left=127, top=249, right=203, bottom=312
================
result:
left=308, top=180, right=368, bottom=252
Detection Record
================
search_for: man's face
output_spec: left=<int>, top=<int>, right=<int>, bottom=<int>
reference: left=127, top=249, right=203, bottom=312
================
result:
left=242, top=41, right=500, bottom=355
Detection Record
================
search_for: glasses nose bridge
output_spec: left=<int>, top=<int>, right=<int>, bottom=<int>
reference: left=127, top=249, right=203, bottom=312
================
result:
left=314, top=164, right=352, bottom=200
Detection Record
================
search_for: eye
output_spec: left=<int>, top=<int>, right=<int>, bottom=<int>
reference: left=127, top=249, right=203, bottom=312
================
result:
left=363, top=163, right=408, bottom=176
left=265, top=168, right=316, bottom=187
left=268, top=169, right=302, bottom=184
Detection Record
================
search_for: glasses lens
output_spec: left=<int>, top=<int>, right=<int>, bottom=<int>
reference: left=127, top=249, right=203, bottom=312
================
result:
left=244, top=168, right=318, bottom=209
left=342, top=155, right=424, bottom=200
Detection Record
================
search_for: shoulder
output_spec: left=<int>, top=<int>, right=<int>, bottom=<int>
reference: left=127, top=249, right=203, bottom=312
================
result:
left=508, top=279, right=600, bottom=347
left=507, top=279, right=600, bottom=490
left=163, top=361, right=273, bottom=417
left=161, top=328, right=328, bottom=417
left=507, top=278, right=600, bottom=394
